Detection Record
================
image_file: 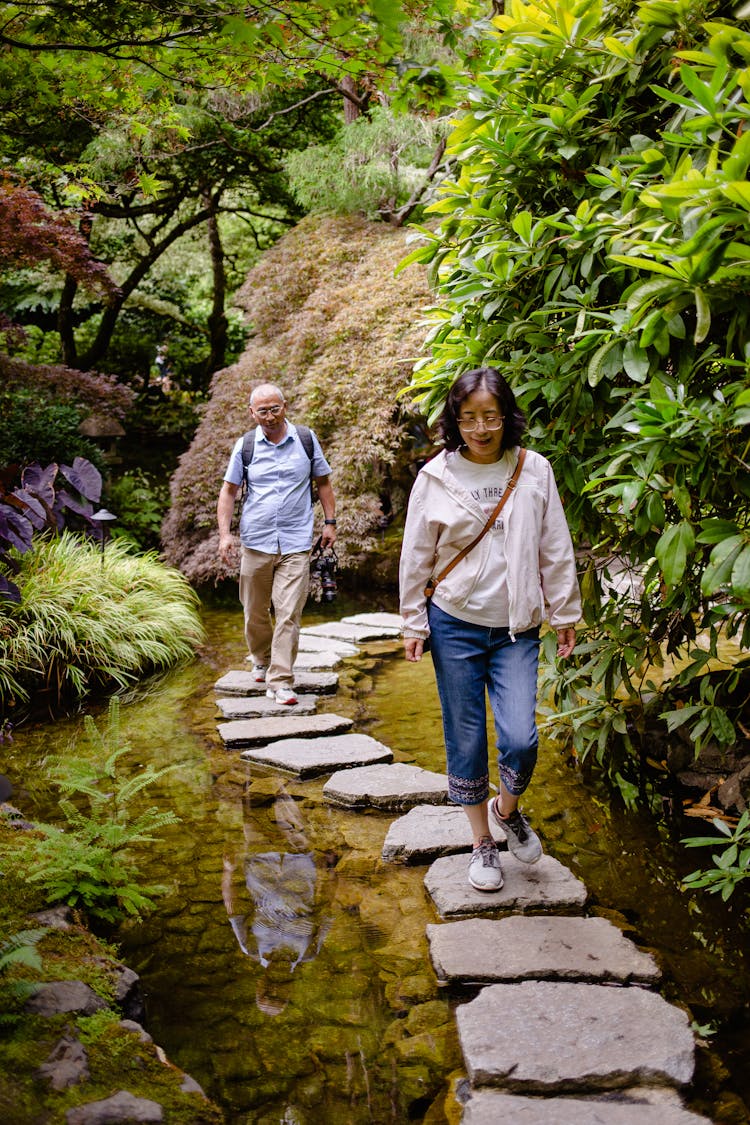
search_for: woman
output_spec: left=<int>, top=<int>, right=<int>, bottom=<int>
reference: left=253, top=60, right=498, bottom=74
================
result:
left=399, top=368, right=580, bottom=892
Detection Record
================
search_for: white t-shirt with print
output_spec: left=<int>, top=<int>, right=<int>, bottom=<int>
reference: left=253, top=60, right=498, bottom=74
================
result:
left=431, top=450, right=516, bottom=628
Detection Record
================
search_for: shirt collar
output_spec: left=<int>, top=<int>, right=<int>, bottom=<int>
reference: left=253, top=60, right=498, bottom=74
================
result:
left=256, top=420, right=294, bottom=445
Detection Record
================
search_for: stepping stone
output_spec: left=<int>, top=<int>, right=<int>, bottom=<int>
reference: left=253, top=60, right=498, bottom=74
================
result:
left=462, top=1091, right=712, bottom=1124
left=215, top=695, right=318, bottom=719
left=456, top=980, right=695, bottom=1093
left=218, top=713, right=353, bottom=749
left=302, top=621, right=401, bottom=642
left=240, top=733, right=393, bottom=779
left=290, top=649, right=344, bottom=668
left=298, top=634, right=359, bottom=656
left=425, top=853, right=587, bottom=918
left=323, top=762, right=448, bottom=809
left=214, top=670, right=339, bottom=696
left=341, top=612, right=403, bottom=630
left=426, top=916, right=661, bottom=987
left=382, top=805, right=507, bottom=863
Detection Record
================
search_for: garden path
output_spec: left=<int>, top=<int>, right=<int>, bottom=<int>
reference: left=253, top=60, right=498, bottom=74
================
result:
left=214, top=613, right=711, bottom=1124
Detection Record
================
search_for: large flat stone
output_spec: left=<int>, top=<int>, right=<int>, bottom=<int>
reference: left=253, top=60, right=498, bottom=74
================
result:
left=462, top=1091, right=712, bottom=1124
left=323, top=762, right=448, bottom=809
left=218, top=713, right=353, bottom=749
left=288, top=649, right=343, bottom=668
left=214, top=670, right=339, bottom=696
left=425, top=853, right=587, bottom=918
left=240, top=733, right=393, bottom=778
left=297, top=634, right=359, bottom=656
left=427, top=916, right=660, bottom=986
left=456, top=981, right=695, bottom=1093
left=302, top=621, right=401, bottom=642
left=341, top=612, right=403, bottom=630
left=216, top=695, right=318, bottom=719
left=382, top=805, right=507, bottom=863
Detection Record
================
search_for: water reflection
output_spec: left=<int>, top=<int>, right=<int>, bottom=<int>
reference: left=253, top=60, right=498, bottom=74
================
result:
left=222, top=795, right=332, bottom=1013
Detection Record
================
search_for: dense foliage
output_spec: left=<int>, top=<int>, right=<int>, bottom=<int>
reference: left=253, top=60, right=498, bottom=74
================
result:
left=0, top=456, right=104, bottom=603
left=0, top=534, right=204, bottom=715
left=0, top=0, right=477, bottom=390
left=401, top=0, right=750, bottom=794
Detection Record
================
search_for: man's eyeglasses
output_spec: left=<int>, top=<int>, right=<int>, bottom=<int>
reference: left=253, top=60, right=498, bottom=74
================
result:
left=458, top=414, right=504, bottom=432
left=253, top=404, right=284, bottom=418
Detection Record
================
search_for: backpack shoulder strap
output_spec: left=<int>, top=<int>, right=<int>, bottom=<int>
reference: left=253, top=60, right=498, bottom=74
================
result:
left=296, top=425, right=315, bottom=466
left=240, top=430, right=255, bottom=469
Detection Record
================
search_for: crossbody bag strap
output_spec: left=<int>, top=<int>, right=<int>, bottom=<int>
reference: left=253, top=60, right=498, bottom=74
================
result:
left=423, top=447, right=526, bottom=599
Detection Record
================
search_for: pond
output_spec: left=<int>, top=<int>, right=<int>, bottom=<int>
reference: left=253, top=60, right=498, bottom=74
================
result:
left=8, top=595, right=750, bottom=1124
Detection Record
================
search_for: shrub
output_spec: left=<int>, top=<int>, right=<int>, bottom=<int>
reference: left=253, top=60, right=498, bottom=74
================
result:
left=0, top=456, right=104, bottom=603
left=0, top=532, right=204, bottom=714
left=108, top=470, right=170, bottom=551
left=401, top=0, right=750, bottom=792
left=0, top=386, right=105, bottom=472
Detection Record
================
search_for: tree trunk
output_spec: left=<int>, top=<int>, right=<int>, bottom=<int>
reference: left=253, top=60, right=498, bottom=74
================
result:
left=341, top=75, right=361, bottom=124
left=77, top=205, right=212, bottom=371
left=202, top=189, right=228, bottom=389
left=57, top=274, right=78, bottom=365
left=57, top=212, right=93, bottom=365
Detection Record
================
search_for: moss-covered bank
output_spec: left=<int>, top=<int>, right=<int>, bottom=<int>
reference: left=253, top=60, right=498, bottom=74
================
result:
left=0, top=811, right=223, bottom=1124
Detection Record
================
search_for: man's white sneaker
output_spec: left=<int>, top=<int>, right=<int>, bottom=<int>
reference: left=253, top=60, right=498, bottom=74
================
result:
left=468, top=836, right=503, bottom=892
left=489, top=799, right=543, bottom=864
left=266, top=686, right=298, bottom=705
left=250, top=664, right=268, bottom=683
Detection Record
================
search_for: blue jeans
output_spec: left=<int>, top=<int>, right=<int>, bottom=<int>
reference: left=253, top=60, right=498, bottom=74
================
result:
left=428, top=603, right=540, bottom=805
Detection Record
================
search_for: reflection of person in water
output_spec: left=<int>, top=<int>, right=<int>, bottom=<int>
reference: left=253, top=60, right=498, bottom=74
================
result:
left=221, top=794, right=329, bottom=1015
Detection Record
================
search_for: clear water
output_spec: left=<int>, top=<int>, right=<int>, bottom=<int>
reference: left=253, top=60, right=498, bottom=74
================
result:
left=6, top=596, right=750, bottom=1123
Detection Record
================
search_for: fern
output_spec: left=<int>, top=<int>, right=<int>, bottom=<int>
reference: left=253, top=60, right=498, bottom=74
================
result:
left=0, top=928, right=47, bottom=1025
left=24, top=698, right=179, bottom=923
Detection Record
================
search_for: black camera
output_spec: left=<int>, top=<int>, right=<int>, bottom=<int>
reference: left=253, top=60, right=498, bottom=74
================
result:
left=310, top=540, right=339, bottom=603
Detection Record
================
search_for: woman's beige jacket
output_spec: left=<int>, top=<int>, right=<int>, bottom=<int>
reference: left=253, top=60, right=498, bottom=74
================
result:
left=399, top=447, right=581, bottom=640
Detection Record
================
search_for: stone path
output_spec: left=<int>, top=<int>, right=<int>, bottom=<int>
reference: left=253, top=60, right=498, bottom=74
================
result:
left=213, top=610, right=712, bottom=1123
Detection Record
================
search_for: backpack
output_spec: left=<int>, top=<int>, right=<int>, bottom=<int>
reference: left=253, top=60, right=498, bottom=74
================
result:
left=237, top=425, right=316, bottom=507
left=240, top=424, right=314, bottom=473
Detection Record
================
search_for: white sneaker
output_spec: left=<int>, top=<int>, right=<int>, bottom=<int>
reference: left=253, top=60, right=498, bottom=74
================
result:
left=245, top=660, right=268, bottom=682
left=489, top=799, right=543, bottom=864
left=468, top=837, right=503, bottom=892
left=266, top=686, right=298, bottom=705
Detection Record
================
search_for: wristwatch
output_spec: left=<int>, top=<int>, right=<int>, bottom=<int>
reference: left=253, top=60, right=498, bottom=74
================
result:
left=324, top=519, right=337, bottom=525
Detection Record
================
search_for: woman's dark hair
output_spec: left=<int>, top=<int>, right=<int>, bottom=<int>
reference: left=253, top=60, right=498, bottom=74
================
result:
left=437, top=367, right=526, bottom=452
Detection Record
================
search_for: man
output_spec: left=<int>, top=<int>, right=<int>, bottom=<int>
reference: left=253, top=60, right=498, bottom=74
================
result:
left=217, top=383, right=337, bottom=705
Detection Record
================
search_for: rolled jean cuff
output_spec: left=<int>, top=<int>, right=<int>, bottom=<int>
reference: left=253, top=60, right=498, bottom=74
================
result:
left=448, top=772, right=490, bottom=805
left=499, top=761, right=536, bottom=797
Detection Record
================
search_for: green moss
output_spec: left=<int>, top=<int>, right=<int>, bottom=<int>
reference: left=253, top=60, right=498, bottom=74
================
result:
left=0, top=823, right=225, bottom=1123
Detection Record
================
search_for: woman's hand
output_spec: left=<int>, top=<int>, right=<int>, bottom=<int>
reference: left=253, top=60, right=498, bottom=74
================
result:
left=556, top=626, right=576, bottom=659
left=404, top=637, right=425, bottom=662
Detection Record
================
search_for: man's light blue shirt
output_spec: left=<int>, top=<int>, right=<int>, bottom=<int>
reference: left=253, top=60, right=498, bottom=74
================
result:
left=223, top=422, right=331, bottom=554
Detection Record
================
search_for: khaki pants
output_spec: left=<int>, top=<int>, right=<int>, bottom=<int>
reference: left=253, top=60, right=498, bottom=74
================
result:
left=239, top=548, right=310, bottom=689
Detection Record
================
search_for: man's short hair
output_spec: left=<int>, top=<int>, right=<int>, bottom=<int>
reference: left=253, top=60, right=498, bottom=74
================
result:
left=250, top=383, right=286, bottom=406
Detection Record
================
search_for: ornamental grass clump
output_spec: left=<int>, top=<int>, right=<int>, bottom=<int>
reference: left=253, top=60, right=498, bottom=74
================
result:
left=0, top=532, right=203, bottom=711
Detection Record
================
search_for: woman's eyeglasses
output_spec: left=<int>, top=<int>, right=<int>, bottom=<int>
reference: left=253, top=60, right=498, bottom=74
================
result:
left=458, top=415, right=504, bottom=432
left=254, top=404, right=284, bottom=418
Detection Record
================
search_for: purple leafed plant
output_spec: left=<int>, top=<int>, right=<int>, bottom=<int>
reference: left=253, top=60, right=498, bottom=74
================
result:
left=0, top=457, right=103, bottom=602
